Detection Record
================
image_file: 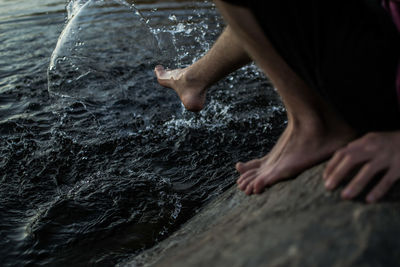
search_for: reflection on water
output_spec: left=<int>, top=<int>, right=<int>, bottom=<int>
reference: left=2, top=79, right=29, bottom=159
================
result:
left=0, top=0, right=285, bottom=265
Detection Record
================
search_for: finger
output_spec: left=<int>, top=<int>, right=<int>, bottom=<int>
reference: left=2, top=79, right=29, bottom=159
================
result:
left=324, top=148, right=347, bottom=180
left=325, top=153, right=366, bottom=190
left=366, top=170, right=398, bottom=203
left=341, top=162, right=382, bottom=199
left=324, top=136, right=369, bottom=179
left=237, top=169, right=257, bottom=184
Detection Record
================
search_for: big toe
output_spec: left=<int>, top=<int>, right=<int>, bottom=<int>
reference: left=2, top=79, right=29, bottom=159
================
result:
left=155, top=65, right=175, bottom=88
left=236, top=159, right=261, bottom=174
left=154, top=65, right=167, bottom=79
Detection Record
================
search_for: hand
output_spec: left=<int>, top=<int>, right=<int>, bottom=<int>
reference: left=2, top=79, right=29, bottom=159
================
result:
left=323, top=131, right=400, bottom=203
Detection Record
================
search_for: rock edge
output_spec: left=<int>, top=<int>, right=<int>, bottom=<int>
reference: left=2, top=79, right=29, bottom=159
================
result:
left=123, top=162, right=400, bottom=267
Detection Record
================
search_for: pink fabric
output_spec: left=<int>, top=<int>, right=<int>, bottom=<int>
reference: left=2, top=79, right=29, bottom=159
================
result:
left=382, top=0, right=400, bottom=105
left=386, top=0, right=400, bottom=30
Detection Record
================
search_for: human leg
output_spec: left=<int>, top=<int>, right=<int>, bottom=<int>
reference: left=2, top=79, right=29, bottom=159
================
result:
left=155, top=25, right=251, bottom=111
left=217, top=0, right=400, bottom=199
left=214, top=1, right=357, bottom=194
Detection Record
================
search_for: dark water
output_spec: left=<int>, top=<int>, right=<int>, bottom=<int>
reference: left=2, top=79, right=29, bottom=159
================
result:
left=0, top=0, right=285, bottom=265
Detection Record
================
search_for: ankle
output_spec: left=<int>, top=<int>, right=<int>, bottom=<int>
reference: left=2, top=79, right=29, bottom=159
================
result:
left=287, top=112, right=355, bottom=138
left=182, top=67, right=209, bottom=92
left=287, top=117, right=323, bottom=137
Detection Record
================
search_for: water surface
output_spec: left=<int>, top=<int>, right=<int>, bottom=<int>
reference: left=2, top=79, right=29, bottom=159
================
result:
left=0, top=0, right=285, bottom=265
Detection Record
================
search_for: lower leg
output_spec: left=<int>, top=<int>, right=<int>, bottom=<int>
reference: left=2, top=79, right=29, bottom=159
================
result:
left=214, top=1, right=356, bottom=194
left=155, top=25, right=251, bottom=111
left=215, top=2, right=341, bottom=123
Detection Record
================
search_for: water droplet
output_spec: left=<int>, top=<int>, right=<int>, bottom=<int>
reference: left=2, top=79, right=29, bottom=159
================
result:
left=168, top=14, right=177, bottom=22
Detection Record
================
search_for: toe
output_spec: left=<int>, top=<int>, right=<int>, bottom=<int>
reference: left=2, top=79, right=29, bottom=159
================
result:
left=245, top=182, right=255, bottom=195
left=253, top=176, right=268, bottom=194
left=154, top=65, right=165, bottom=75
left=155, top=65, right=178, bottom=82
left=155, top=66, right=174, bottom=88
left=237, top=169, right=257, bottom=184
left=236, top=159, right=261, bottom=174
left=238, top=174, right=257, bottom=191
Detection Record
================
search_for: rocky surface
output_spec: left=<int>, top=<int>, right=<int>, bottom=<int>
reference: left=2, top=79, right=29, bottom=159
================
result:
left=123, top=163, right=400, bottom=267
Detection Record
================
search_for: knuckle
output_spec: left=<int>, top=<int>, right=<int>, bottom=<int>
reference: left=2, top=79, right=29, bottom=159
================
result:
left=364, top=133, right=383, bottom=147
left=365, top=132, right=379, bottom=141
left=366, top=143, right=379, bottom=152
left=346, top=141, right=358, bottom=149
left=335, top=148, right=347, bottom=159
left=334, top=149, right=343, bottom=157
left=346, top=141, right=365, bottom=153
left=343, top=154, right=355, bottom=164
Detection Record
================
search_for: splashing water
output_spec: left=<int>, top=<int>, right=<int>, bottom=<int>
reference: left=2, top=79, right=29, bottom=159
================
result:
left=0, top=0, right=286, bottom=265
left=48, top=0, right=161, bottom=101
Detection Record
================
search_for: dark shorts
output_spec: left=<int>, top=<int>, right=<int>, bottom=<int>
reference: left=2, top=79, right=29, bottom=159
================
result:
left=221, top=0, right=400, bottom=133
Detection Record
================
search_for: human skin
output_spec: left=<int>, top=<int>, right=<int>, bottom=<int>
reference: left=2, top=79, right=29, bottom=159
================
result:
left=324, top=131, right=400, bottom=203
left=155, top=1, right=400, bottom=203
left=155, top=25, right=250, bottom=112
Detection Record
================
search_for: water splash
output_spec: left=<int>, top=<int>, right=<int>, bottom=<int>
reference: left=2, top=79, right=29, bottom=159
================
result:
left=48, top=0, right=160, bottom=101
left=1, top=0, right=287, bottom=265
left=48, top=0, right=223, bottom=102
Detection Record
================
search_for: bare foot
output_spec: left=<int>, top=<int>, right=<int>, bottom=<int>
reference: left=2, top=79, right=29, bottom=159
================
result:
left=154, top=65, right=207, bottom=112
left=236, top=121, right=356, bottom=195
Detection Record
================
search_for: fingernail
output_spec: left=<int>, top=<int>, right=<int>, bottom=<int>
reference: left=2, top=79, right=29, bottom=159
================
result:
left=325, top=180, right=332, bottom=189
left=342, top=189, right=352, bottom=199
left=367, top=195, right=375, bottom=203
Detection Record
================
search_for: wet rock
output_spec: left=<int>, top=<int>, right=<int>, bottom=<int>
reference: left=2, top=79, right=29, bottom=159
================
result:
left=124, top=163, right=400, bottom=267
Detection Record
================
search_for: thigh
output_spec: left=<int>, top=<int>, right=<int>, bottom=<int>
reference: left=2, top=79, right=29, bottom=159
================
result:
left=225, top=0, right=400, bottom=132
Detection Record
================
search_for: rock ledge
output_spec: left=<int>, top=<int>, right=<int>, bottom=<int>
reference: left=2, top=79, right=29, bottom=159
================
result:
left=124, top=163, right=400, bottom=267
